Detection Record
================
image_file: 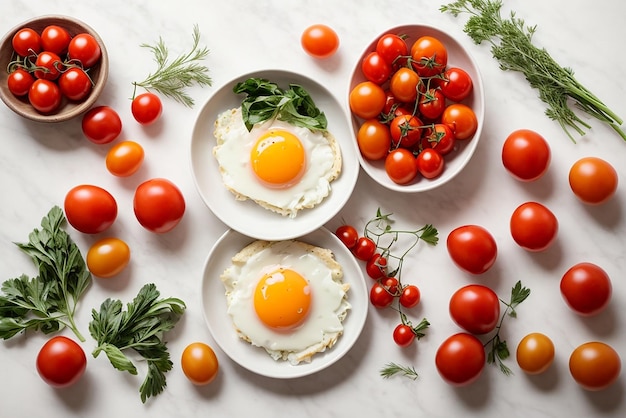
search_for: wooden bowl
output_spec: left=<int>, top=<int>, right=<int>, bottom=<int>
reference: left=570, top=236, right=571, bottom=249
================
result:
left=0, top=15, right=108, bottom=123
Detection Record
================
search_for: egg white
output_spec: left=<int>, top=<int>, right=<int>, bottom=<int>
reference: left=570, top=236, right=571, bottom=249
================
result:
left=220, top=240, right=351, bottom=365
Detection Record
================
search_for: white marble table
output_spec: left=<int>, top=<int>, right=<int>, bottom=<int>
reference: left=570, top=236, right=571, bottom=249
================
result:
left=1, top=1, right=625, bottom=417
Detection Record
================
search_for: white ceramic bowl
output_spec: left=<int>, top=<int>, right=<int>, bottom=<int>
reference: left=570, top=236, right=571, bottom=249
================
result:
left=348, top=24, right=485, bottom=192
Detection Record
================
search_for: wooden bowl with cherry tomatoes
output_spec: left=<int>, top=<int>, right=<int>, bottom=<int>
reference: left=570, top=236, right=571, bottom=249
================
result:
left=0, top=15, right=108, bottom=123
left=348, top=25, right=485, bottom=192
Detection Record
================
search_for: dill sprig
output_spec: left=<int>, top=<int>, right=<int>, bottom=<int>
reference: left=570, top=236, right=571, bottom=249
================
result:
left=380, top=362, right=420, bottom=380
left=133, top=24, right=212, bottom=107
left=441, top=0, right=626, bottom=142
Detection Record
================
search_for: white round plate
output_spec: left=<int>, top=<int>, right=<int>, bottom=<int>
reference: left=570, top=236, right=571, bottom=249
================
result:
left=348, top=25, right=485, bottom=193
left=200, top=227, right=368, bottom=379
left=190, top=69, right=359, bottom=240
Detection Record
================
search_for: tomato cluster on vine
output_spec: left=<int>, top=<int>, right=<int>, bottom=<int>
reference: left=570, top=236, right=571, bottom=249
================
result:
left=349, top=33, right=478, bottom=184
left=7, top=25, right=102, bottom=114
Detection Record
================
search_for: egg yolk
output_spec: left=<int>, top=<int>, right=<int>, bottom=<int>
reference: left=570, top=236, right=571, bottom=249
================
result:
left=250, top=129, right=306, bottom=188
left=254, top=268, right=311, bottom=330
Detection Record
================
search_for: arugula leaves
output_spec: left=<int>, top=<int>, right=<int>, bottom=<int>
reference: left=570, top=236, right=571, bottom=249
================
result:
left=233, top=78, right=328, bottom=131
left=89, top=283, right=186, bottom=403
left=0, top=206, right=91, bottom=341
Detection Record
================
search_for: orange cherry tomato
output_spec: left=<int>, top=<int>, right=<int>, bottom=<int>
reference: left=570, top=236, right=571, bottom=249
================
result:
left=516, top=332, right=555, bottom=375
left=86, top=237, right=131, bottom=278
left=357, top=119, right=391, bottom=160
left=389, top=67, right=421, bottom=103
left=349, top=81, right=386, bottom=120
left=441, top=103, right=478, bottom=140
left=105, top=140, right=145, bottom=177
left=569, top=341, right=621, bottom=391
left=181, top=342, right=219, bottom=385
left=301, top=24, right=339, bottom=58
left=568, top=157, right=618, bottom=205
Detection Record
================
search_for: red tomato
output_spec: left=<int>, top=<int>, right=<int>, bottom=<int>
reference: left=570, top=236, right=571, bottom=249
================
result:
left=438, top=67, right=473, bottom=102
left=501, top=129, right=551, bottom=181
left=568, top=157, right=618, bottom=205
left=370, top=282, right=394, bottom=308
left=36, top=336, right=87, bottom=388
left=560, top=262, right=612, bottom=316
left=131, top=92, right=163, bottom=125
left=389, top=67, right=421, bottom=103
left=389, top=114, right=423, bottom=148
left=385, top=148, right=418, bottom=185
left=510, top=202, right=558, bottom=252
left=352, top=236, right=376, bottom=261
left=436, top=333, right=485, bottom=386
left=393, top=324, right=416, bottom=347
left=416, top=148, right=444, bottom=179
left=7, top=68, right=35, bottom=97
left=133, top=178, right=186, bottom=233
left=34, top=51, right=63, bottom=81
left=376, top=33, right=408, bottom=67
left=335, top=225, right=359, bottom=249
left=569, top=342, right=621, bottom=391
left=418, top=88, right=446, bottom=120
left=349, top=81, right=386, bottom=119
left=357, top=119, right=391, bottom=160
left=181, top=342, right=219, bottom=386
left=446, top=225, right=497, bottom=274
left=382, top=276, right=399, bottom=295
left=361, top=51, right=392, bottom=85
left=68, top=33, right=102, bottom=67
left=105, top=141, right=145, bottom=177
left=64, top=184, right=118, bottom=234
left=87, top=237, right=131, bottom=278
left=40, top=25, right=71, bottom=55
left=366, top=253, right=388, bottom=280
left=410, top=36, right=448, bottom=77
left=301, top=24, right=339, bottom=58
left=424, top=123, right=455, bottom=155
left=399, top=284, right=421, bottom=308
left=441, top=103, right=478, bottom=140
left=82, top=106, right=123, bottom=144
left=12, top=28, right=41, bottom=57
left=516, top=332, right=555, bottom=375
left=58, top=67, right=93, bottom=101
left=29, top=79, right=62, bottom=114
left=449, top=284, right=500, bottom=334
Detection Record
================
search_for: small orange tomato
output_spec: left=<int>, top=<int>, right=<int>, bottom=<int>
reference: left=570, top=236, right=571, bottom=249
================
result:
left=356, top=119, right=391, bottom=160
left=105, top=140, right=145, bottom=177
left=441, top=103, right=478, bottom=140
left=569, top=341, right=621, bottom=391
left=568, top=157, right=618, bottom=205
left=181, top=342, right=219, bottom=385
left=389, top=67, right=420, bottom=103
left=349, top=81, right=386, bottom=120
left=516, top=332, right=555, bottom=375
left=301, top=24, right=339, bottom=58
left=86, top=237, right=131, bottom=278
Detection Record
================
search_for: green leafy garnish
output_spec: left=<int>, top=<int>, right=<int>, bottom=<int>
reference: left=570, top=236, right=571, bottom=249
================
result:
left=89, top=283, right=186, bottom=403
left=133, top=24, right=212, bottom=107
left=233, top=78, right=328, bottom=132
left=0, top=206, right=91, bottom=342
left=380, top=362, right=420, bottom=380
left=441, top=0, right=626, bottom=142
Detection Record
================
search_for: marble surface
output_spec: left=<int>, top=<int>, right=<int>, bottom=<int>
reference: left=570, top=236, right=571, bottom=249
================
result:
left=1, top=0, right=625, bottom=417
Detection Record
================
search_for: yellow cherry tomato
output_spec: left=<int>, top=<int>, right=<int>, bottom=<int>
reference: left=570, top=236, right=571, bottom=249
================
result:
left=105, top=140, right=145, bottom=177
left=516, top=332, right=555, bottom=374
left=181, top=342, right=219, bottom=385
left=86, top=237, right=131, bottom=278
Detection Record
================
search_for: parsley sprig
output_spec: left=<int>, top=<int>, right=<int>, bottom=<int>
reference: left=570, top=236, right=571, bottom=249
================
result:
left=89, top=283, right=186, bottom=403
left=0, top=206, right=91, bottom=342
left=441, top=0, right=626, bottom=142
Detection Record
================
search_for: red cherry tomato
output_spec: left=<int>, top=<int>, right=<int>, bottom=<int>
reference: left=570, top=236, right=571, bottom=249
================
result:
left=40, top=25, right=71, bottom=55
left=58, top=67, right=93, bottom=101
left=12, top=28, right=41, bottom=57
left=64, top=184, right=118, bottom=234
left=361, top=51, right=392, bottom=85
left=366, top=253, right=388, bottom=280
left=393, top=324, right=416, bottom=347
left=418, top=88, right=446, bottom=120
left=34, top=51, right=63, bottom=81
left=301, top=24, right=339, bottom=58
left=399, top=284, right=421, bottom=308
left=82, top=106, right=122, bottom=144
left=385, top=148, right=418, bottom=185
left=425, top=123, right=455, bottom=155
left=29, top=79, right=62, bottom=114
left=446, top=225, right=497, bottom=274
left=560, top=262, right=612, bottom=316
left=370, top=282, right=394, bottom=308
left=36, top=336, right=87, bottom=388
left=376, top=33, right=408, bottom=67
left=382, top=276, right=399, bottom=295
left=449, top=284, right=500, bottom=334
left=335, top=225, right=359, bottom=250
left=568, top=157, right=618, bottom=205
left=502, top=129, right=551, bottom=181
left=436, top=333, right=485, bottom=386
left=389, top=114, right=423, bottom=148
left=510, top=202, right=558, bottom=252
left=416, top=148, right=444, bottom=179
left=68, top=33, right=102, bottom=68
left=7, top=68, right=35, bottom=97
left=438, top=67, right=473, bottom=102
left=352, top=236, right=376, bottom=261
left=131, top=92, right=163, bottom=125
left=133, top=178, right=186, bottom=233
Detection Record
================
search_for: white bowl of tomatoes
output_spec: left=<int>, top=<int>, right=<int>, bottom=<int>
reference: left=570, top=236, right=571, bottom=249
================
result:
left=348, top=24, right=485, bottom=192
left=0, top=15, right=108, bottom=123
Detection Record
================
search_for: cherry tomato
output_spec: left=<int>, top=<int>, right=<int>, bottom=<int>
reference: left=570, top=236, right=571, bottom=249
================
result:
left=366, top=253, right=388, bottom=280
left=424, top=123, right=455, bottom=155
left=560, top=262, right=612, bottom=316
left=361, top=51, right=392, bottom=85
left=68, top=33, right=102, bottom=68
left=12, top=28, right=41, bottom=57
left=389, top=114, right=423, bottom=148
left=352, top=236, right=376, bottom=261
left=300, top=24, right=339, bottom=58
left=446, top=225, right=497, bottom=275
left=64, top=184, right=118, bottom=234
left=516, top=332, right=555, bottom=375
left=399, top=284, right=421, bottom=308
left=86, top=237, right=131, bottom=278
left=418, top=88, right=446, bottom=120
left=82, top=106, right=123, bottom=144
left=349, top=81, right=386, bottom=120
left=181, top=342, right=219, bottom=386
left=385, top=148, right=418, bottom=185
left=29, top=79, right=62, bottom=114
left=36, top=336, right=86, bottom=388
left=389, top=67, right=421, bottom=103
left=357, top=119, right=391, bottom=160
left=131, top=92, right=163, bottom=125
left=58, top=67, right=93, bottom=101
left=133, top=178, right=186, bottom=233
left=568, top=157, right=618, bottom=205
left=382, top=276, right=399, bottom=295
left=438, top=67, right=473, bottom=102
left=335, top=225, right=359, bottom=250
left=435, top=333, right=485, bottom=386
left=416, top=148, right=444, bottom=179
left=370, top=282, right=394, bottom=308
left=393, top=324, right=416, bottom=347
left=376, top=33, right=408, bottom=67
left=410, top=36, right=448, bottom=77
left=501, top=129, right=551, bottom=181
left=449, top=284, right=500, bottom=334
left=7, top=68, right=35, bottom=97
left=569, top=342, right=621, bottom=391
left=40, top=25, right=71, bottom=55
left=105, top=140, right=145, bottom=177
left=441, top=104, right=478, bottom=140
left=510, top=202, right=558, bottom=252
left=34, top=51, right=63, bottom=81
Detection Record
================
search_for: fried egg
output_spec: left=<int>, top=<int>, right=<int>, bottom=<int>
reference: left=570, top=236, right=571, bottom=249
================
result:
left=220, top=239, right=351, bottom=365
left=212, top=107, right=342, bottom=218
